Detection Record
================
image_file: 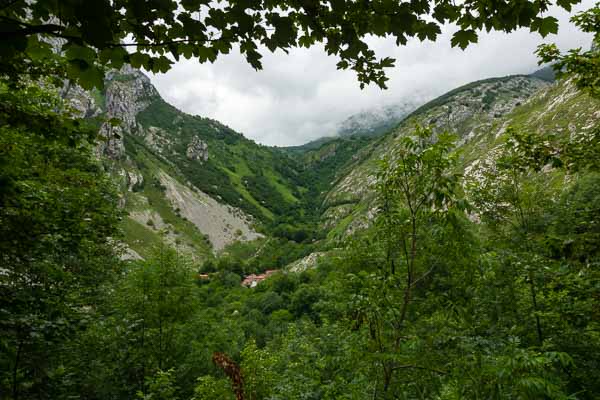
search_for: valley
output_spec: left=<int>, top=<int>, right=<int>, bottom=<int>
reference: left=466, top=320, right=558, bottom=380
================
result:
left=84, top=64, right=598, bottom=399
left=3, top=2, right=600, bottom=396
left=83, top=66, right=587, bottom=274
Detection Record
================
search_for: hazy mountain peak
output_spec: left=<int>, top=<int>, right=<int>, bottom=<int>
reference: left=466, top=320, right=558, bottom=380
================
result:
left=336, top=100, right=422, bottom=138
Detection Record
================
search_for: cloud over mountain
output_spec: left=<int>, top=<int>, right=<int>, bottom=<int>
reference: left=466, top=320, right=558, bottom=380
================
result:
left=149, top=1, right=594, bottom=146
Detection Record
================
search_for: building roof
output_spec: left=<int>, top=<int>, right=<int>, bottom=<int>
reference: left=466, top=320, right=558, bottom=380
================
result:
left=241, top=269, right=278, bottom=287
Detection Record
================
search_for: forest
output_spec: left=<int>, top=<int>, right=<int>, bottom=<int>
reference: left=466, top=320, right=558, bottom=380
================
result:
left=1, top=0, right=600, bottom=399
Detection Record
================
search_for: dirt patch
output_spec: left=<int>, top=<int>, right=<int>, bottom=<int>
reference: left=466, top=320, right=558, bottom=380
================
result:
left=159, top=171, right=262, bottom=251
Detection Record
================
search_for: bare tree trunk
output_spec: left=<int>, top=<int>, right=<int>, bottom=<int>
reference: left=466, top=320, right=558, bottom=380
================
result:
left=528, top=270, right=543, bottom=345
left=12, top=338, right=23, bottom=400
left=399, top=216, right=417, bottom=326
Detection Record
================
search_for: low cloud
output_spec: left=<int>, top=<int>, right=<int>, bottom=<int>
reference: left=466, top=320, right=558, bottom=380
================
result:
left=149, top=2, right=594, bottom=146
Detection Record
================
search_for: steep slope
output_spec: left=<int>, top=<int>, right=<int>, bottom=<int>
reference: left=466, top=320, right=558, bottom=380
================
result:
left=67, top=67, right=313, bottom=258
left=322, top=74, right=600, bottom=237
left=131, top=97, right=304, bottom=220
left=286, top=135, right=377, bottom=208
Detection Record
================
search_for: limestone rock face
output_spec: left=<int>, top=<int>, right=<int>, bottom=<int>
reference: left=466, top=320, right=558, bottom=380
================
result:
left=186, top=136, right=209, bottom=162
left=104, top=66, right=158, bottom=133
left=60, top=81, right=102, bottom=118
left=96, top=124, right=126, bottom=159
left=95, top=67, right=159, bottom=159
left=61, top=66, right=159, bottom=159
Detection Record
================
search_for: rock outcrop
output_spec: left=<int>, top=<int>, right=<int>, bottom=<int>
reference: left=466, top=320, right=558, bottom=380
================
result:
left=104, top=66, right=158, bottom=132
left=60, top=81, right=102, bottom=118
left=95, top=66, right=159, bottom=159
left=186, top=136, right=209, bottom=161
left=62, top=66, right=160, bottom=160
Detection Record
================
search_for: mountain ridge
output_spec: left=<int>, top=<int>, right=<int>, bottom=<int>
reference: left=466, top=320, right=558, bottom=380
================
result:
left=322, top=74, right=599, bottom=238
left=64, top=65, right=595, bottom=263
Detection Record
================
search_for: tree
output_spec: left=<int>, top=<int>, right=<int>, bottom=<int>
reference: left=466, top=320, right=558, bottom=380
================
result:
left=137, top=369, right=179, bottom=400
left=538, top=4, right=600, bottom=98
left=0, top=0, right=582, bottom=90
left=0, top=83, right=122, bottom=399
left=467, top=127, right=558, bottom=346
left=350, top=126, right=466, bottom=398
left=99, top=246, right=196, bottom=397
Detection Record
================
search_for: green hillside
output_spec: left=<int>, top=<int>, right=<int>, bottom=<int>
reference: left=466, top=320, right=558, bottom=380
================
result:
left=322, top=74, right=564, bottom=236
left=88, top=70, right=372, bottom=258
left=5, top=68, right=600, bottom=400
left=5, top=1, right=600, bottom=399
left=134, top=98, right=304, bottom=220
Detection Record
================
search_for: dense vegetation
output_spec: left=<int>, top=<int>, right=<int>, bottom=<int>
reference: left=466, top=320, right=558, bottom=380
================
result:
left=2, top=2, right=600, bottom=400
left=3, top=94, right=599, bottom=398
left=1, top=0, right=576, bottom=90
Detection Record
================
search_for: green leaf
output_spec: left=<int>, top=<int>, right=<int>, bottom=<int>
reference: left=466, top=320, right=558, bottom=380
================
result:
left=155, top=56, right=172, bottom=73
left=64, top=43, right=97, bottom=64
left=108, top=47, right=129, bottom=69
left=380, top=57, right=395, bottom=68
left=130, top=52, right=151, bottom=69
left=533, top=17, right=559, bottom=37
left=26, top=37, right=53, bottom=61
left=78, top=66, right=104, bottom=90
left=451, top=29, right=478, bottom=49
left=196, top=46, right=217, bottom=63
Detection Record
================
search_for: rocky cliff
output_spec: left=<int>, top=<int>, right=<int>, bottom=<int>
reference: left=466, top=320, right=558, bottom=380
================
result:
left=63, top=67, right=277, bottom=259
left=321, top=75, right=600, bottom=238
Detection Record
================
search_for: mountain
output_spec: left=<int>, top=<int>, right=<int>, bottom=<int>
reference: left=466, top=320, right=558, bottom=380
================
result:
left=64, top=67, right=320, bottom=259
left=530, top=65, right=556, bottom=82
left=64, top=66, right=599, bottom=263
left=336, top=100, right=421, bottom=138
left=321, top=74, right=600, bottom=237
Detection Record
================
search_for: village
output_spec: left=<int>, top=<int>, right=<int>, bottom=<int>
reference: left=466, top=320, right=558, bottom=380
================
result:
left=197, top=269, right=280, bottom=288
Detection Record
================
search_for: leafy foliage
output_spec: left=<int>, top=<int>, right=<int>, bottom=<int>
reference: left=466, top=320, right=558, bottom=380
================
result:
left=0, top=84, right=122, bottom=399
left=537, top=5, right=600, bottom=98
left=0, top=0, right=584, bottom=89
left=1, top=2, right=600, bottom=399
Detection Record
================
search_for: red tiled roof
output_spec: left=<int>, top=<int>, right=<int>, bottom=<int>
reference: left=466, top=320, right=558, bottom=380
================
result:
left=241, top=269, right=279, bottom=287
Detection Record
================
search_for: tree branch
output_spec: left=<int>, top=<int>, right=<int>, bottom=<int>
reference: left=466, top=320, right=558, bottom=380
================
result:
left=391, top=364, right=447, bottom=375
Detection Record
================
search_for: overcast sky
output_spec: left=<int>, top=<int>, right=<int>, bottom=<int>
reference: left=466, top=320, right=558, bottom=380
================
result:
left=149, top=1, right=595, bottom=146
